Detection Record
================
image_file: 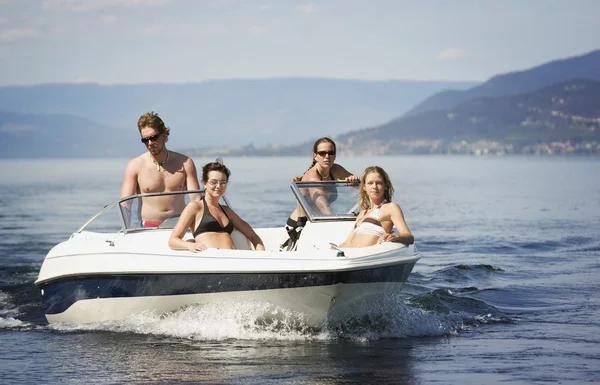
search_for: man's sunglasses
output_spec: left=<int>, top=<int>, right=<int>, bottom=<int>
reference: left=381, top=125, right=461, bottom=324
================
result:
left=141, top=132, right=163, bottom=144
left=317, top=150, right=336, bottom=157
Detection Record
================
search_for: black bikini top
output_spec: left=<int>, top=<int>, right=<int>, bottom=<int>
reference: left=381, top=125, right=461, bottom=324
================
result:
left=193, top=196, right=234, bottom=237
left=317, top=169, right=338, bottom=203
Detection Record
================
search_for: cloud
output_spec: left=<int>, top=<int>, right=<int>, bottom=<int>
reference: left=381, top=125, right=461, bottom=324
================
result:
left=1, top=123, right=38, bottom=135
left=43, top=0, right=171, bottom=12
left=99, top=14, right=117, bottom=23
left=258, top=4, right=269, bottom=10
left=437, top=49, right=465, bottom=61
left=73, top=76, right=114, bottom=85
left=136, top=25, right=164, bottom=37
left=296, top=3, right=317, bottom=14
left=137, top=24, right=228, bottom=38
left=248, top=25, right=267, bottom=37
left=0, top=28, right=38, bottom=41
left=208, top=0, right=233, bottom=7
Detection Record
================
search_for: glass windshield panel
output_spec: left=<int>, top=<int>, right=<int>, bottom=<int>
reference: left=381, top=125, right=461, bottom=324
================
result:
left=76, top=202, right=123, bottom=234
left=76, top=190, right=214, bottom=233
left=290, top=181, right=360, bottom=221
left=118, top=190, right=205, bottom=231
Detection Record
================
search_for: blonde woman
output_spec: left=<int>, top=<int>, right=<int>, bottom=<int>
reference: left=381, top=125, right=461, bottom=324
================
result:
left=338, top=166, right=414, bottom=248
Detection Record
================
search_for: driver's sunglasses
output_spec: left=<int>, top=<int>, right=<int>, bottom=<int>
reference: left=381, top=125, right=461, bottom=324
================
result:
left=317, top=150, right=336, bottom=157
left=141, top=132, right=163, bottom=144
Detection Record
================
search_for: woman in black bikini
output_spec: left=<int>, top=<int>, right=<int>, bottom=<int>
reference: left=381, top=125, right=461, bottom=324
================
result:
left=282, top=137, right=359, bottom=249
left=169, top=161, right=265, bottom=252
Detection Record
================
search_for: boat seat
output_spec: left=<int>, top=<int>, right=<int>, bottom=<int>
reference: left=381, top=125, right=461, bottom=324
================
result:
left=295, top=221, right=354, bottom=251
left=231, top=229, right=252, bottom=250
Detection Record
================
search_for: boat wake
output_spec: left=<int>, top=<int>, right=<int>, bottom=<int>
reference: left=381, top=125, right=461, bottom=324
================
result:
left=38, top=292, right=513, bottom=341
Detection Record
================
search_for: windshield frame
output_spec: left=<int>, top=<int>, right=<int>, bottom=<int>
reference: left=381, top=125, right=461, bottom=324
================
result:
left=290, top=180, right=360, bottom=222
left=75, top=189, right=230, bottom=234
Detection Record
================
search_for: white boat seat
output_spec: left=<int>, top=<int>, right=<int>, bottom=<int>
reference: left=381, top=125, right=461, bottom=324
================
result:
left=295, top=221, right=354, bottom=251
left=231, top=229, right=251, bottom=250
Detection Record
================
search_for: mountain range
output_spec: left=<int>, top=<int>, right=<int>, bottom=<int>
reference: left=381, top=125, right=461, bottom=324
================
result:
left=405, top=50, right=600, bottom=116
left=0, top=79, right=475, bottom=158
left=334, top=78, right=600, bottom=155
left=0, top=111, right=134, bottom=158
left=183, top=50, right=600, bottom=157
left=1, top=49, right=600, bottom=158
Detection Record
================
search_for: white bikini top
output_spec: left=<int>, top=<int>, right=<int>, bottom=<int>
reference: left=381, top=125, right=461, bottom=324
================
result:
left=353, top=200, right=387, bottom=237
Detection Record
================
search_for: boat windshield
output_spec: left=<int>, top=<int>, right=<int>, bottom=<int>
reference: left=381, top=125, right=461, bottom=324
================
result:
left=75, top=190, right=230, bottom=234
left=74, top=181, right=359, bottom=234
left=290, top=181, right=360, bottom=221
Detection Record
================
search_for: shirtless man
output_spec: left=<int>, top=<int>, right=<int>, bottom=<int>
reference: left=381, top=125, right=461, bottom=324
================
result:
left=120, top=111, right=200, bottom=227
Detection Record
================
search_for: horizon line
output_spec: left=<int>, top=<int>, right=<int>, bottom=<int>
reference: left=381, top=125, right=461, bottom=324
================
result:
left=0, top=76, right=483, bottom=88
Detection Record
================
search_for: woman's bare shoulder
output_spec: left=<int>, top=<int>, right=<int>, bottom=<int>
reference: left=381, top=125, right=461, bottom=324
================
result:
left=331, top=163, right=345, bottom=172
left=381, top=201, right=401, bottom=213
left=185, top=200, right=204, bottom=212
left=301, top=168, right=320, bottom=181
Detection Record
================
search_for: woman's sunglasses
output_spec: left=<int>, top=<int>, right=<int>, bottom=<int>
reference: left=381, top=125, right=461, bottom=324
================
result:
left=207, top=179, right=229, bottom=186
left=141, top=132, right=163, bottom=144
left=317, top=150, right=336, bottom=157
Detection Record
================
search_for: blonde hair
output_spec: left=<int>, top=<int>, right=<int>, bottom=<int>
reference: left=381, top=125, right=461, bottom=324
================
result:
left=358, top=166, right=394, bottom=209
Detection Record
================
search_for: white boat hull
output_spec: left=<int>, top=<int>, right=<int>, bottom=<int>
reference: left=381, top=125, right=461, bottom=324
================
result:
left=35, top=184, right=421, bottom=327
left=36, top=229, right=419, bottom=326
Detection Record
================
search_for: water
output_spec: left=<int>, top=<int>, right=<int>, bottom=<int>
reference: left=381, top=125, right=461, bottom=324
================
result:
left=1, top=156, right=599, bottom=384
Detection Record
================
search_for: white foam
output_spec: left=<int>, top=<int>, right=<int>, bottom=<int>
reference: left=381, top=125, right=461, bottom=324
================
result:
left=0, top=290, right=21, bottom=318
left=47, top=295, right=476, bottom=340
left=0, top=316, right=26, bottom=328
left=50, top=298, right=332, bottom=340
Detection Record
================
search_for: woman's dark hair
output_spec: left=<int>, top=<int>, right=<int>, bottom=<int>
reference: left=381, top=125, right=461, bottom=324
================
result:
left=202, top=161, right=231, bottom=182
left=293, top=137, right=337, bottom=181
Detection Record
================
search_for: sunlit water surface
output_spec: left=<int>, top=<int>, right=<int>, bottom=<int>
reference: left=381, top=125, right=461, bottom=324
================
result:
left=1, top=156, right=599, bottom=384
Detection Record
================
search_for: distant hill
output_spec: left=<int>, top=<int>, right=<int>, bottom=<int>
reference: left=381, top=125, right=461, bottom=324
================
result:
left=334, top=78, right=600, bottom=154
left=195, top=79, right=600, bottom=156
left=406, top=50, right=600, bottom=116
left=0, top=78, right=476, bottom=153
left=0, top=111, right=137, bottom=158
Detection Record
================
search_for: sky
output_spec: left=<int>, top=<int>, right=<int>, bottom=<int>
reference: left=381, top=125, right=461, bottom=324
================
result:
left=0, top=0, right=599, bottom=86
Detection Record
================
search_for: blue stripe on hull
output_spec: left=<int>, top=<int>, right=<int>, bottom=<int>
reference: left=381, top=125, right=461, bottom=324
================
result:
left=38, top=263, right=416, bottom=315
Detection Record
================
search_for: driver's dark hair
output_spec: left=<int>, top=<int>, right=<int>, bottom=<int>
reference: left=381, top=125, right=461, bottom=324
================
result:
left=293, top=137, right=337, bottom=181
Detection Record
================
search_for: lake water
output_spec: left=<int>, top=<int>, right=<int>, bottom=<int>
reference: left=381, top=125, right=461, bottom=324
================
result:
left=1, top=155, right=599, bottom=384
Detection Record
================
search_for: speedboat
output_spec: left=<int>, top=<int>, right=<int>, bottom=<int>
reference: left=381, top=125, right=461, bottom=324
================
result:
left=35, top=180, right=421, bottom=327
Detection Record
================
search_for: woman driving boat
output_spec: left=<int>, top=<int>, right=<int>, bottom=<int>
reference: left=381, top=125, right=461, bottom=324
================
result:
left=281, top=137, right=359, bottom=250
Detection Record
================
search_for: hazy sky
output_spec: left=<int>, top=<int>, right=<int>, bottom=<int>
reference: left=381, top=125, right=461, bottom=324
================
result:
left=1, top=0, right=599, bottom=86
